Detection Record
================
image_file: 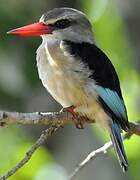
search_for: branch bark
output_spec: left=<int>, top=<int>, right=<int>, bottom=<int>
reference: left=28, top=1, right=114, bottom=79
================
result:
left=0, top=110, right=73, bottom=126
left=0, top=110, right=139, bottom=180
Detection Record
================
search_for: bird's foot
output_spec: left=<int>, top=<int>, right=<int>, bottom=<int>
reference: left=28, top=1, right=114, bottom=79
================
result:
left=61, top=106, right=85, bottom=129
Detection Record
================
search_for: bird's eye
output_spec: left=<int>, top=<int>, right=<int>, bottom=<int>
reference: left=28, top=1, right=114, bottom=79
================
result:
left=54, top=19, right=71, bottom=29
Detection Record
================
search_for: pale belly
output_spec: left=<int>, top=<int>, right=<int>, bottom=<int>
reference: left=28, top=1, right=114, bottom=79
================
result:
left=37, top=58, right=108, bottom=124
left=38, top=61, right=91, bottom=108
left=36, top=42, right=111, bottom=128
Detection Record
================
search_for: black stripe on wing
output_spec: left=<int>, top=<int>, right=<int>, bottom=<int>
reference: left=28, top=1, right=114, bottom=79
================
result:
left=62, top=40, right=129, bottom=130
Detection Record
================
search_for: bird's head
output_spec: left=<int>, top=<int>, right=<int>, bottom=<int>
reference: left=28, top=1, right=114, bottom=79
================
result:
left=7, top=8, right=94, bottom=43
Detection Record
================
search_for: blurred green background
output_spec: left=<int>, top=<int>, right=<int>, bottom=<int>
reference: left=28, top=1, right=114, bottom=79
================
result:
left=0, top=0, right=139, bottom=179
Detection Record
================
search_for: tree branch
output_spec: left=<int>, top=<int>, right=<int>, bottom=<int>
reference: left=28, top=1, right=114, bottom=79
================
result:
left=0, top=124, right=61, bottom=180
left=0, top=110, right=139, bottom=180
left=68, top=121, right=140, bottom=180
left=0, top=110, right=73, bottom=126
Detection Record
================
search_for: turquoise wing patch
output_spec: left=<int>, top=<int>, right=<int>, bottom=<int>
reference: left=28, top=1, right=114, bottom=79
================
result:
left=95, top=86, right=127, bottom=120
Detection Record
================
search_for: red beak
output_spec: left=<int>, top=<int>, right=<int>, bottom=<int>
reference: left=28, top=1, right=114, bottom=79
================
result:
left=7, top=22, right=53, bottom=37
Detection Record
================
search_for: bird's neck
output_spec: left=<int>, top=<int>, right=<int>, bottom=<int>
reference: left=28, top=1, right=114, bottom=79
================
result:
left=46, top=38, right=67, bottom=68
left=37, top=37, right=70, bottom=69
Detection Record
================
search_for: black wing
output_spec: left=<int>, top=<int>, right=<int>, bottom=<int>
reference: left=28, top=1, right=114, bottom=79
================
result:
left=63, top=40, right=129, bottom=130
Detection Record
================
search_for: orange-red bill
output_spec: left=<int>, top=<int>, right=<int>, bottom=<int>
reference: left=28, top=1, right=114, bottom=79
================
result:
left=7, top=22, right=53, bottom=37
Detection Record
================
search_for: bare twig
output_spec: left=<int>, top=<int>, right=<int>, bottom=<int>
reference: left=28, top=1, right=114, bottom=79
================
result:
left=68, top=121, right=140, bottom=180
left=68, top=141, right=113, bottom=180
left=0, top=124, right=61, bottom=180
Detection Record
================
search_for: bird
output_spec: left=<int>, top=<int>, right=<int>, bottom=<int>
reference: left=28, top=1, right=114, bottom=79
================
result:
left=7, top=7, right=129, bottom=171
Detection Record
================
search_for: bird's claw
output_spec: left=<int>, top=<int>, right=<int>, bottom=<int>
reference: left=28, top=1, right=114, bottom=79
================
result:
left=61, top=105, right=85, bottom=129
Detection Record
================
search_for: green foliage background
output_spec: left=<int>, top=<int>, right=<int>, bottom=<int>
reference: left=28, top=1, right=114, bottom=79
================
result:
left=0, top=0, right=139, bottom=179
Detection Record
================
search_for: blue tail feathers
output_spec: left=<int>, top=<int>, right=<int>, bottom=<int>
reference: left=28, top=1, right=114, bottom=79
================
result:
left=110, top=121, right=128, bottom=172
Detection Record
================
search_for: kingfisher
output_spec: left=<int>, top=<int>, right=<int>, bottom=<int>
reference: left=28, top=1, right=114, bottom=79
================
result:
left=7, top=7, right=129, bottom=171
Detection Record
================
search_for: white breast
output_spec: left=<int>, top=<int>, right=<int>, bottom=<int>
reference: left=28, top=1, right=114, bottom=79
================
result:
left=36, top=39, right=111, bottom=128
left=37, top=41, right=90, bottom=106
